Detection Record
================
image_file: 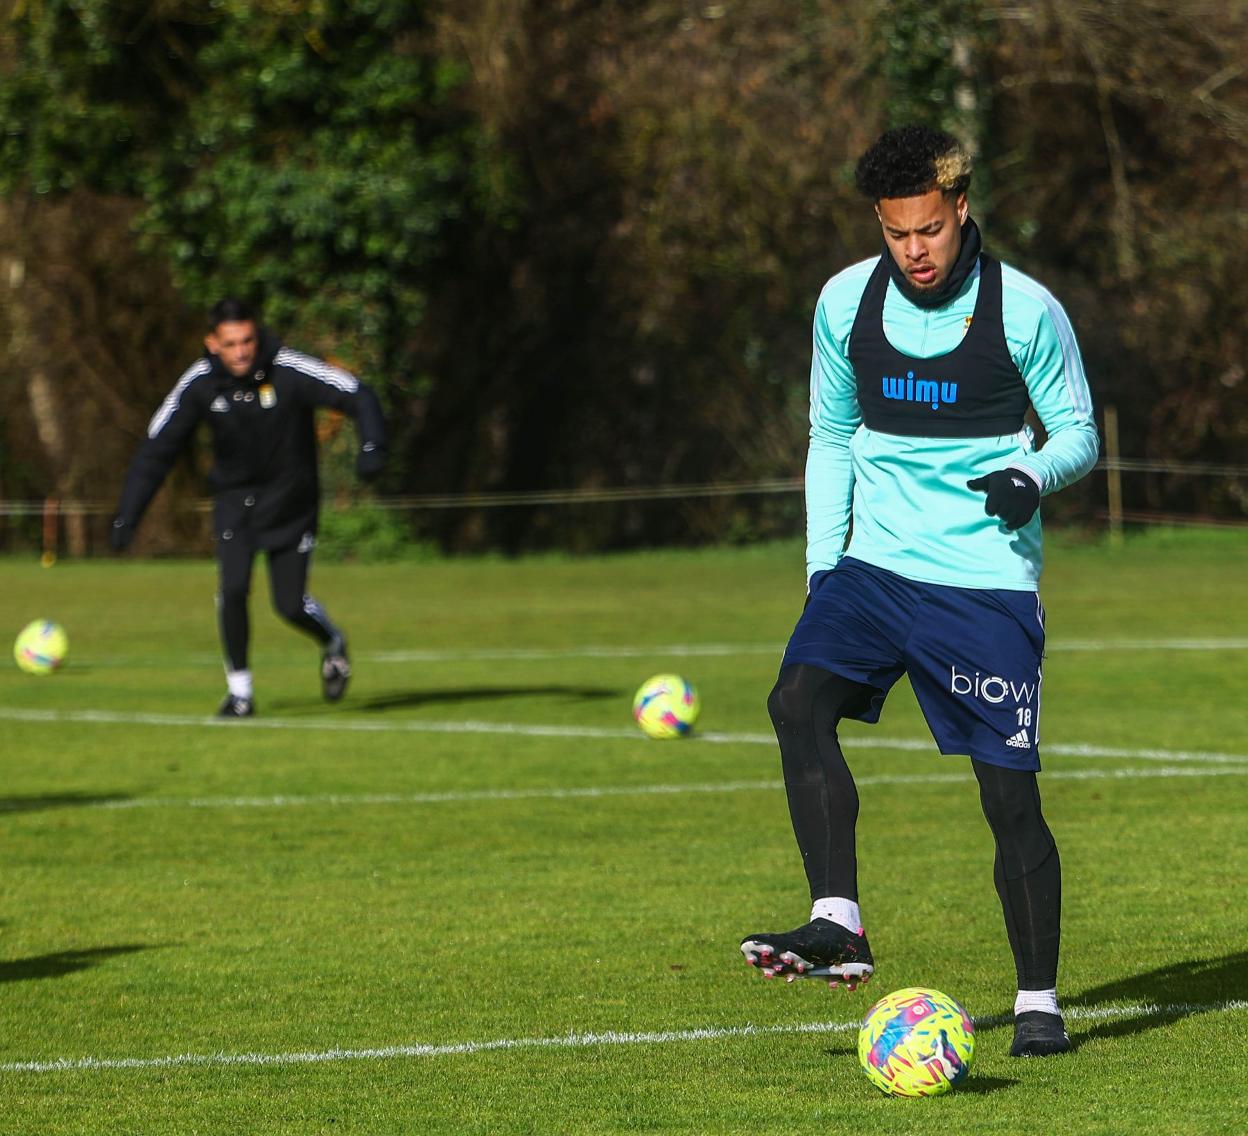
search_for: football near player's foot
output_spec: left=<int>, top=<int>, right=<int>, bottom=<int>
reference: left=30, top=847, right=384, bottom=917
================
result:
left=1010, top=1011, right=1070, bottom=1057
left=740, top=918, right=874, bottom=989
left=217, top=693, right=254, bottom=718
left=321, top=639, right=350, bottom=702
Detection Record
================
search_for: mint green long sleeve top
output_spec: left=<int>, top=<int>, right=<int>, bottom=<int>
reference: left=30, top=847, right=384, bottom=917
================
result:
left=807, top=255, right=1100, bottom=591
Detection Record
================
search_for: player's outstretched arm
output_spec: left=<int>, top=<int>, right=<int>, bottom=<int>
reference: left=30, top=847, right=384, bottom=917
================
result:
left=111, top=361, right=209, bottom=551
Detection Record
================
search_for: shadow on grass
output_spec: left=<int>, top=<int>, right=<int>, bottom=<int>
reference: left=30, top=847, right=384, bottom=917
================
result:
left=358, top=685, right=621, bottom=711
left=0, top=944, right=159, bottom=983
left=0, top=792, right=131, bottom=815
left=824, top=1045, right=1018, bottom=1096
left=821, top=1043, right=857, bottom=1058
left=269, top=685, right=622, bottom=713
left=1064, top=950, right=1248, bottom=1048
left=950, top=1075, right=1018, bottom=1095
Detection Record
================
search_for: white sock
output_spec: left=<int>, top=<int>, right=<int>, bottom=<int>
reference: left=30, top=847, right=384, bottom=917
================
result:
left=226, top=669, right=253, bottom=699
left=1014, top=988, right=1060, bottom=1017
left=810, top=897, right=863, bottom=934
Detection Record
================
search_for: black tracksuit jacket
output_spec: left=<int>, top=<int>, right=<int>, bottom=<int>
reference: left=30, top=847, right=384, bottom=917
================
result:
left=115, top=331, right=386, bottom=551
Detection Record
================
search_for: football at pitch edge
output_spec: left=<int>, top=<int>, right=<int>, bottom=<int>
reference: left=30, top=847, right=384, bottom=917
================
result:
left=857, top=986, right=975, bottom=1097
left=14, top=619, right=69, bottom=676
left=632, top=673, right=700, bottom=739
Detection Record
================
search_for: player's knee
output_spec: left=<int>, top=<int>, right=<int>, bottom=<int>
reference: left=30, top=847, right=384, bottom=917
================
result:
left=769, top=664, right=872, bottom=730
left=979, top=781, right=1056, bottom=878
left=217, top=581, right=249, bottom=609
left=999, top=828, right=1057, bottom=881
left=272, top=591, right=305, bottom=625
left=767, top=671, right=802, bottom=729
left=769, top=664, right=824, bottom=729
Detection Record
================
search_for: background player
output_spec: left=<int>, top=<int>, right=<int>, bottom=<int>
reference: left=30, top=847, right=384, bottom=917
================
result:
left=109, top=298, right=385, bottom=716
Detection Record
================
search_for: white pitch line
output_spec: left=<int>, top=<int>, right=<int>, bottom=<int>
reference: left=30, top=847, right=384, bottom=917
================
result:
left=1, top=706, right=1246, bottom=767
left=0, top=706, right=640, bottom=740
left=371, top=643, right=775, bottom=661
left=4, top=999, right=1246, bottom=1075
left=1043, top=742, right=1248, bottom=765
left=1049, top=638, right=1248, bottom=652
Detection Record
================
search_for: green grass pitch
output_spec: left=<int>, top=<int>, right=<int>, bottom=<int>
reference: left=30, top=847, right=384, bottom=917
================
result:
left=1, top=530, right=1246, bottom=1134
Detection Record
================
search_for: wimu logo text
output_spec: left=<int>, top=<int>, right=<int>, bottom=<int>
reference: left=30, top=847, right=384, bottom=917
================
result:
left=881, top=372, right=959, bottom=410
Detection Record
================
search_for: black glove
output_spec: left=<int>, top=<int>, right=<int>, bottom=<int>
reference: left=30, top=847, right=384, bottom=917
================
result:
left=108, top=516, right=135, bottom=552
left=356, top=442, right=385, bottom=482
left=966, top=469, right=1041, bottom=531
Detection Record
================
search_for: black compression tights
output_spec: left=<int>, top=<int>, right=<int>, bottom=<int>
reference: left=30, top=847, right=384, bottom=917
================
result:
left=767, top=663, right=875, bottom=900
left=768, top=662, right=1060, bottom=990
left=973, top=757, right=1061, bottom=990
left=217, top=541, right=340, bottom=671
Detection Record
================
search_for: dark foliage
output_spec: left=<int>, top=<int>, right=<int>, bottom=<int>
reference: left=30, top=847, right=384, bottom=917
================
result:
left=1, top=0, right=1244, bottom=554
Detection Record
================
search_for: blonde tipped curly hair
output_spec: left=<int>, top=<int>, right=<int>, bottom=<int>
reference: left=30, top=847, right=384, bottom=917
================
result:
left=855, top=125, right=973, bottom=201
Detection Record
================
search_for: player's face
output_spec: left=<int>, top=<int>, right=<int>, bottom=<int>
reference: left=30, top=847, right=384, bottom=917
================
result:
left=206, top=320, right=259, bottom=377
left=875, top=190, right=969, bottom=294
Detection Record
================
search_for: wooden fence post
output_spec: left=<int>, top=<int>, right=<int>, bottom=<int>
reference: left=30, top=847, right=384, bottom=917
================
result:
left=1104, top=405, right=1123, bottom=547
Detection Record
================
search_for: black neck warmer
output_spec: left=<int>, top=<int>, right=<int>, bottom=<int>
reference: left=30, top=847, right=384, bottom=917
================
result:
left=884, top=217, right=982, bottom=309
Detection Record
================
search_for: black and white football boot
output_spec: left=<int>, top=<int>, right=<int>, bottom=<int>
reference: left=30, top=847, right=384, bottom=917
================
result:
left=740, top=918, right=874, bottom=988
left=217, top=693, right=255, bottom=718
left=1010, top=1011, right=1071, bottom=1057
left=321, top=637, right=350, bottom=702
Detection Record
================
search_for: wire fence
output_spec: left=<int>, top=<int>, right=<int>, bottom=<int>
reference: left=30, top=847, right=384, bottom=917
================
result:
left=0, top=478, right=805, bottom=517
left=0, top=456, right=1243, bottom=559
left=1, top=458, right=1246, bottom=520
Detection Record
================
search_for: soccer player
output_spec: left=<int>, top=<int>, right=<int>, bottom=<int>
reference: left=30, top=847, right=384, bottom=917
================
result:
left=109, top=298, right=386, bottom=717
left=739, top=126, right=1099, bottom=1058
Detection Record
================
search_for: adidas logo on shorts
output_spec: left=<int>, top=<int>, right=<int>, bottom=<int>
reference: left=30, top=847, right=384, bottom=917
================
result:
left=1006, top=727, right=1031, bottom=749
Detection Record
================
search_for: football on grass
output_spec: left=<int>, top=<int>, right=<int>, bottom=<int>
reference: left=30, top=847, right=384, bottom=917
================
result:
left=14, top=619, right=69, bottom=675
left=857, top=987, right=975, bottom=1097
left=632, top=674, right=700, bottom=739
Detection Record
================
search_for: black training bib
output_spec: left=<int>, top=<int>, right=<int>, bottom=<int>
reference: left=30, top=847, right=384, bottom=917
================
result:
left=849, top=255, right=1029, bottom=438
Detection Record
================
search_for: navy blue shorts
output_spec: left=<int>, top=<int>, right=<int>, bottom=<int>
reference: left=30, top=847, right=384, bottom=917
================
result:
left=783, top=558, right=1046, bottom=771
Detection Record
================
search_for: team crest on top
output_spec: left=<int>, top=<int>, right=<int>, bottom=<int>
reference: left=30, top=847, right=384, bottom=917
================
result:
left=259, top=383, right=277, bottom=409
